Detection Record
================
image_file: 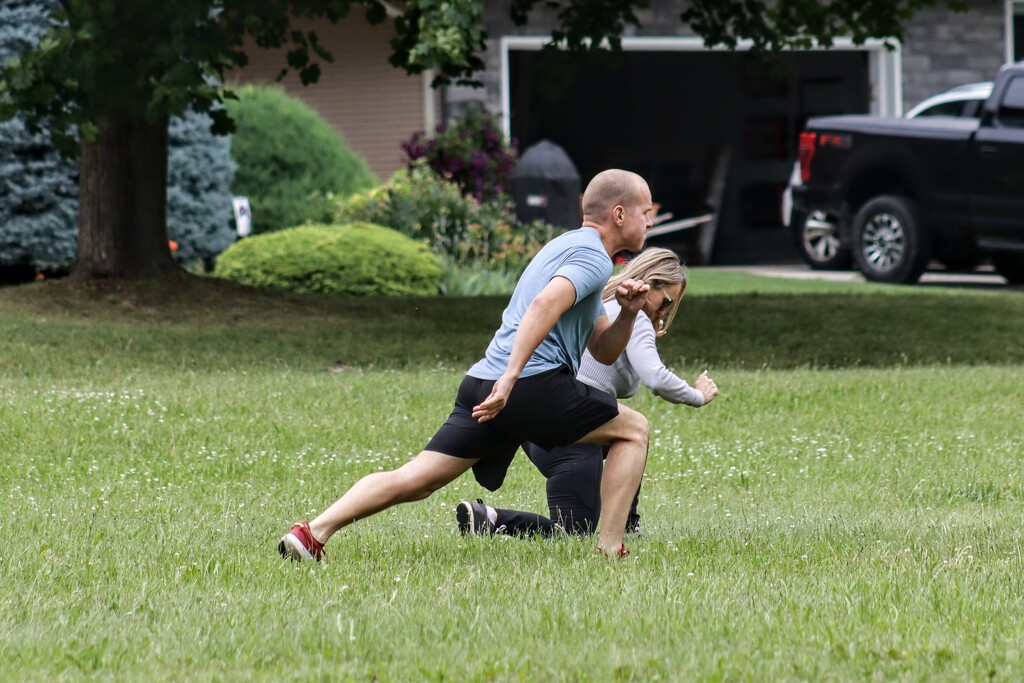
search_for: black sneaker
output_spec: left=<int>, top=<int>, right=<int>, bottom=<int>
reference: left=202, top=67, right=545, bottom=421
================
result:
left=456, top=499, right=495, bottom=535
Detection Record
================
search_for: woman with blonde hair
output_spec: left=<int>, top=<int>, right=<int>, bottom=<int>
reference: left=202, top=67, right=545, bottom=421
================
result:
left=456, top=247, right=719, bottom=537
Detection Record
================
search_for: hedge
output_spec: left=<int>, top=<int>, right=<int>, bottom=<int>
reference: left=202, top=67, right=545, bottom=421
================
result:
left=214, top=223, right=442, bottom=297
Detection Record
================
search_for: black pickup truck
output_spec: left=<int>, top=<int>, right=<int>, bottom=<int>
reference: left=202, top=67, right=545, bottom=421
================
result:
left=792, top=62, right=1024, bottom=284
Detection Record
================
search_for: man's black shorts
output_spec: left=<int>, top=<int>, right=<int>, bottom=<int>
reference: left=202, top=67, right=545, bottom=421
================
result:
left=424, top=366, right=618, bottom=490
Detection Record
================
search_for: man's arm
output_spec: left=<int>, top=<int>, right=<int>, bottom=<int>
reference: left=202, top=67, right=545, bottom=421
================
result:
left=587, top=279, right=649, bottom=365
left=471, top=276, right=577, bottom=423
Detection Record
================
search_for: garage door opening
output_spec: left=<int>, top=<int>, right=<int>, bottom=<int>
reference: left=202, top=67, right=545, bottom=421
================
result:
left=503, top=39, right=897, bottom=264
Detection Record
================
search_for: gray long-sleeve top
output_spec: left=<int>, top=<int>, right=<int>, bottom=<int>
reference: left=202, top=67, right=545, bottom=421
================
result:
left=575, top=299, right=704, bottom=407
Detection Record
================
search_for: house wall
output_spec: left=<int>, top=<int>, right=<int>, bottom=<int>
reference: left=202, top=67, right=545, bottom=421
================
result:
left=229, top=8, right=439, bottom=181
left=901, top=0, right=1006, bottom=107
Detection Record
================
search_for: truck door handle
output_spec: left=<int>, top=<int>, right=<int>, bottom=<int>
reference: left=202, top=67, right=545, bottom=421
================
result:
left=978, top=144, right=1001, bottom=157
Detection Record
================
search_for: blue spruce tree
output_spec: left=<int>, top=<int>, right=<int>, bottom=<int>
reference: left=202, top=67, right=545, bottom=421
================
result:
left=0, top=0, right=78, bottom=273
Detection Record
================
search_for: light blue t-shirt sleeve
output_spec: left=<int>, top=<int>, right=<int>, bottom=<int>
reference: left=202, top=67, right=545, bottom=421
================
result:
left=554, top=244, right=610, bottom=305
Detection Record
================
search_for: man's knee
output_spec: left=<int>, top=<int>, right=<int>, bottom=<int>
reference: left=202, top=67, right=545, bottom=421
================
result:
left=621, top=409, right=649, bottom=445
left=579, top=406, right=649, bottom=447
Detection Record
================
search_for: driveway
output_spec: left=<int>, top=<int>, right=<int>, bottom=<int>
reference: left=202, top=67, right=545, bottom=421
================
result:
left=714, top=264, right=1016, bottom=289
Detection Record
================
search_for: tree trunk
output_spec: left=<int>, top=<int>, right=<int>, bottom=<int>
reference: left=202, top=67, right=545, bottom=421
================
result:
left=74, top=110, right=177, bottom=279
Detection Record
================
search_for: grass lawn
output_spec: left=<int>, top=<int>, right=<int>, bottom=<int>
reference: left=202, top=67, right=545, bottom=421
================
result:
left=1, top=271, right=1023, bottom=681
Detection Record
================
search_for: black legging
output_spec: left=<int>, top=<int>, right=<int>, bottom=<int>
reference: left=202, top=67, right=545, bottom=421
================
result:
left=492, top=441, right=640, bottom=536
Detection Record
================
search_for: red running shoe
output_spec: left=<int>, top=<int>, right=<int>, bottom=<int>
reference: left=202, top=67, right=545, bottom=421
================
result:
left=595, top=543, right=631, bottom=559
left=278, top=521, right=325, bottom=562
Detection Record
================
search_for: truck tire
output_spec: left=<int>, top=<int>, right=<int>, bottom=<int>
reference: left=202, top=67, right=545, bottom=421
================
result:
left=796, top=210, right=851, bottom=270
left=992, top=252, right=1024, bottom=284
left=851, top=195, right=930, bottom=284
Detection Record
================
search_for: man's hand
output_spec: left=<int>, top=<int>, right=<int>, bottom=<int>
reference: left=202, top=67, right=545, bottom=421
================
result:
left=472, top=372, right=517, bottom=423
left=614, top=278, right=650, bottom=315
left=694, top=370, right=719, bottom=405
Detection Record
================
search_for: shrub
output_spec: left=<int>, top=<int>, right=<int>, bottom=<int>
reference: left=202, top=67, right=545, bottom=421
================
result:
left=0, top=0, right=237, bottom=273
left=225, top=85, right=378, bottom=234
left=166, top=110, right=238, bottom=266
left=0, top=117, right=79, bottom=272
left=439, top=257, right=524, bottom=296
left=0, top=0, right=78, bottom=272
left=401, top=105, right=517, bottom=202
left=213, top=223, right=442, bottom=297
left=330, top=162, right=561, bottom=270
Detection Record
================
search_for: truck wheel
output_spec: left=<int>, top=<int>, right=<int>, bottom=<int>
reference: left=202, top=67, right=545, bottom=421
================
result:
left=992, top=252, right=1024, bottom=284
left=851, top=195, right=930, bottom=284
left=797, top=210, right=851, bottom=270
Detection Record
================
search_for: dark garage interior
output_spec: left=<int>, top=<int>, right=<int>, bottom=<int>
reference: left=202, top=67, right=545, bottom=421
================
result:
left=508, top=48, right=871, bottom=264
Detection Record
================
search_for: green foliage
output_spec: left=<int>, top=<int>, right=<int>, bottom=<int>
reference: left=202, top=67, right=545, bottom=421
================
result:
left=0, top=1, right=76, bottom=270
left=390, top=0, right=487, bottom=85
left=0, top=0, right=494, bottom=154
left=0, top=2, right=237, bottom=271
left=225, top=85, right=376, bottom=235
left=166, top=110, right=237, bottom=265
left=214, top=222, right=442, bottom=297
left=331, top=162, right=562, bottom=270
left=0, top=116, right=78, bottom=271
left=401, top=105, right=517, bottom=201
left=680, top=0, right=966, bottom=52
left=439, top=256, right=525, bottom=296
left=508, top=0, right=648, bottom=53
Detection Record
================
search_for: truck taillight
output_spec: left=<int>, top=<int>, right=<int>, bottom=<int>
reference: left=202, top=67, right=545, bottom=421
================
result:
left=798, top=131, right=817, bottom=184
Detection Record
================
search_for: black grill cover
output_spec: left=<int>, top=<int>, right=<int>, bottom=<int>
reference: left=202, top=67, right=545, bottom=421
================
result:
left=512, top=140, right=581, bottom=230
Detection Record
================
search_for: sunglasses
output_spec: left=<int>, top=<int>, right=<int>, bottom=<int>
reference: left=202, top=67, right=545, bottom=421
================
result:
left=657, top=292, right=674, bottom=312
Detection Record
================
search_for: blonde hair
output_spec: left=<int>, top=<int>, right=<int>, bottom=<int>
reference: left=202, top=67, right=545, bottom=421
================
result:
left=603, top=247, right=687, bottom=336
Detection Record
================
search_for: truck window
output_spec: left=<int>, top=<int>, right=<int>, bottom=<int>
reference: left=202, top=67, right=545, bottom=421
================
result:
left=915, top=100, right=966, bottom=118
left=997, top=76, right=1024, bottom=128
left=962, top=100, right=983, bottom=118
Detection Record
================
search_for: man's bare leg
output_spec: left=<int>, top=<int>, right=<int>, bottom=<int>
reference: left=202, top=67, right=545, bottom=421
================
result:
left=578, top=404, right=649, bottom=555
left=308, top=450, right=477, bottom=544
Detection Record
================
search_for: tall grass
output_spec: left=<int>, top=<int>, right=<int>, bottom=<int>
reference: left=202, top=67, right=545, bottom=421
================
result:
left=1, top=273, right=1022, bottom=680
left=439, top=257, right=524, bottom=296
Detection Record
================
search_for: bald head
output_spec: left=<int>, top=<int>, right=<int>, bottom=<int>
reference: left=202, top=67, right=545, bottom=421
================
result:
left=581, top=169, right=648, bottom=222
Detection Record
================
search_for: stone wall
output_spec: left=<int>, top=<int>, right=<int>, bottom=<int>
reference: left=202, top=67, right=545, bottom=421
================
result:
left=900, top=0, right=1006, bottom=109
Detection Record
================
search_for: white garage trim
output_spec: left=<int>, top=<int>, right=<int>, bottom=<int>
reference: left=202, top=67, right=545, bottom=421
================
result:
left=498, top=35, right=903, bottom=136
left=1006, top=0, right=1023, bottom=63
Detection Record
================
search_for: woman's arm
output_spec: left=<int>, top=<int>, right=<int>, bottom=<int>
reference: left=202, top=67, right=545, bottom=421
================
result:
left=586, top=278, right=649, bottom=364
left=626, top=317, right=715, bottom=406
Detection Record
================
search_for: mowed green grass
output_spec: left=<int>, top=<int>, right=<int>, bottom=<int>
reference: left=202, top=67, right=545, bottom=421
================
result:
left=1, top=271, right=1023, bottom=681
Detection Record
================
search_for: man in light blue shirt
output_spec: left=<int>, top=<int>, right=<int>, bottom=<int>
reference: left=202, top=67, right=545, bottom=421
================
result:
left=280, top=169, right=655, bottom=562
left=468, top=224, right=612, bottom=380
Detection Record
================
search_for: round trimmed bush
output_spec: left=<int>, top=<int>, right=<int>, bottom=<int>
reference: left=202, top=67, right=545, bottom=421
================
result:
left=213, top=222, right=442, bottom=297
left=225, top=85, right=378, bottom=234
